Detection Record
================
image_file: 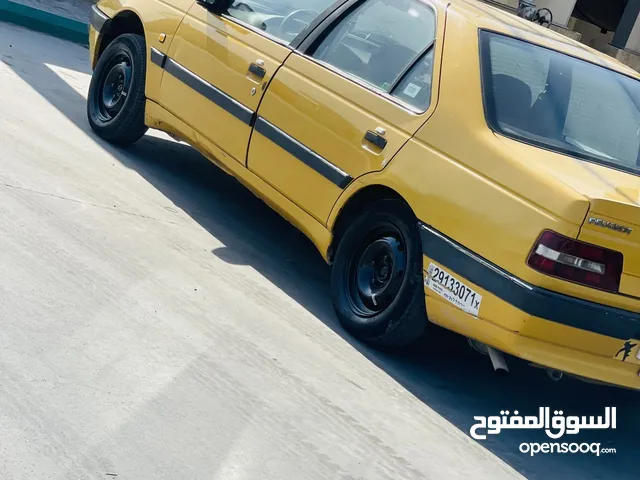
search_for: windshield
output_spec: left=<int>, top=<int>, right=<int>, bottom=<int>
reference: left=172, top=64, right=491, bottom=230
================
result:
left=480, top=31, right=640, bottom=177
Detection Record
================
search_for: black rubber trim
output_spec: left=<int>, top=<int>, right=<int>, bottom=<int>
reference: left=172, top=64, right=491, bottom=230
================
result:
left=364, top=130, right=387, bottom=149
left=164, top=58, right=254, bottom=126
left=255, top=117, right=352, bottom=189
left=90, top=5, right=110, bottom=33
left=289, top=0, right=352, bottom=50
left=150, top=48, right=167, bottom=68
left=420, top=223, right=640, bottom=340
left=297, top=0, right=361, bottom=53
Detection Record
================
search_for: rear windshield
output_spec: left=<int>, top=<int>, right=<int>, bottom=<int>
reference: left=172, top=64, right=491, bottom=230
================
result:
left=480, top=31, right=640, bottom=177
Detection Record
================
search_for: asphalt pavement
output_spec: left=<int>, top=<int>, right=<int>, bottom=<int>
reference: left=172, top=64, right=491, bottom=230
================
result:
left=0, top=21, right=637, bottom=480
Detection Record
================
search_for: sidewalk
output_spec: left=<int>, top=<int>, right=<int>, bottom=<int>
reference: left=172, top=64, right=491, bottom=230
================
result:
left=11, top=0, right=92, bottom=22
left=0, top=0, right=92, bottom=44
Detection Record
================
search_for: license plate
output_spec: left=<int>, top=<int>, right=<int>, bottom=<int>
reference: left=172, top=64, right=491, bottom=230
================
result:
left=425, top=263, right=482, bottom=317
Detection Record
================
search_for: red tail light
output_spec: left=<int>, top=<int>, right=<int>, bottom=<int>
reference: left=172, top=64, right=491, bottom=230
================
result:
left=527, top=230, right=623, bottom=293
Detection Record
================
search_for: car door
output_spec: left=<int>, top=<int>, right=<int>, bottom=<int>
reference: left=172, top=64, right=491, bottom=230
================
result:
left=157, top=0, right=339, bottom=163
left=247, top=0, right=441, bottom=223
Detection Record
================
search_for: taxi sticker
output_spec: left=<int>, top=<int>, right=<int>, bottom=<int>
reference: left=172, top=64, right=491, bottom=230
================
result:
left=403, top=83, right=422, bottom=99
left=614, top=339, right=640, bottom=365
left=425, top=263, right=482, bottom=317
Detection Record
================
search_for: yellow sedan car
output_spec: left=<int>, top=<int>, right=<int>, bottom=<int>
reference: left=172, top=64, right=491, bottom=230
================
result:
left=88, top=0, right=640, bottom=389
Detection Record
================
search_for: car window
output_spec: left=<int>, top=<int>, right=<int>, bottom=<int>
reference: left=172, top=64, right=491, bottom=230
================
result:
left=310, top=0, right=437, bottom=111
left=486, top=36, right=549, bottom=109
left=225, top=0, right=336, bottom=44
left=391, top=49, right=435, bottom=111
left=481, top=31, right=640, bottom=176
left=563, top=65, right=640, bottom=166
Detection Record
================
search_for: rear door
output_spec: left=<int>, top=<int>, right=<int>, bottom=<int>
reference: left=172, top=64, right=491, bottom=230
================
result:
left=247, top=0, right=441, bottom=223
left=157, top=0, right=338, bottom=163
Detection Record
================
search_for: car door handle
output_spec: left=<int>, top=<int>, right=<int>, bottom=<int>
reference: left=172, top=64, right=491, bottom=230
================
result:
left=364, top=130, right=387, bottom=150
left=248, top=62, right=266, bottom=79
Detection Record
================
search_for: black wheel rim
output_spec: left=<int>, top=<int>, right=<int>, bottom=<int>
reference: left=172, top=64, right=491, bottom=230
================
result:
left=95, top=52, right=132, bottom=122
left=345, top=222, right=408, bottom=318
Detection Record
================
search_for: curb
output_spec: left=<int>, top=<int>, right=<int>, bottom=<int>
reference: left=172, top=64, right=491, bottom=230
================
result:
left=0, top=0, right=88, bottom=45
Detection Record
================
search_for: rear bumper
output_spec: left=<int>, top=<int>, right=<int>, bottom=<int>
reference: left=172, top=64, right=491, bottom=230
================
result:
left=419, top=222, right=640, bottom=390
left=426, top=297, right=640, bottom=389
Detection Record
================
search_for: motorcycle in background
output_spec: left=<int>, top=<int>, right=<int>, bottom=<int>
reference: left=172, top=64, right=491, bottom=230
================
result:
left=517, top=0, right=554, bottom=27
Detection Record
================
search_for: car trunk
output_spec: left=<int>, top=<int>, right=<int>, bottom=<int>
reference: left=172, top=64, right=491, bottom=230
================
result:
left=496, top=135, right=640, bottom=302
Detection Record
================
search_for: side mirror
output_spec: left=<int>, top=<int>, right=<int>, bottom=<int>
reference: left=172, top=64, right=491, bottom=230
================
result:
left=197, top=0, right=234, bottom=14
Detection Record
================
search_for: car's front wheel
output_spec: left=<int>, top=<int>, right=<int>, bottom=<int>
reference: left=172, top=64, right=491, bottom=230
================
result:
left=87, top=33, right=148, bottom=145
left=330, top=199, right=427, bottom=347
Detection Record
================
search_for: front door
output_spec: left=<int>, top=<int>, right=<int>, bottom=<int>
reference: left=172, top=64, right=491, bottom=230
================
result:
left=247, top=0, right=441, bottom=223
left=157, top=0, right=337, bottom=163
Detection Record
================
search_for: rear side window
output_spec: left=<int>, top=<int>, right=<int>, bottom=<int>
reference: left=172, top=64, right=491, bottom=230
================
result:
left=310, top=0, right=437, bottom=111
left=481, top=31, right=640, bottom=176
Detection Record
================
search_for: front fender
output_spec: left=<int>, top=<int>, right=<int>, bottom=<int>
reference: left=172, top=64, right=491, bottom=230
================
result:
left=91, top=0, right=194, bottom=100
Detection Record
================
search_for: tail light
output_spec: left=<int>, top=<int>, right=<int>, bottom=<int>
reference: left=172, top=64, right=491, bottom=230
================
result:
left=527, top=230, right=623, bottom=293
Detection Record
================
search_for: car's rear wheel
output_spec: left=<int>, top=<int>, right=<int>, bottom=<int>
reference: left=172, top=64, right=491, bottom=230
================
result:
left=87, top=33, right=148, bottom=145
left=330, top=199, right=427, bottom=347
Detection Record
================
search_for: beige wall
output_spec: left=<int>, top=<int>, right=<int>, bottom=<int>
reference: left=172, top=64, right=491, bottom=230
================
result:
left=571, top=18, right=614, bottom=52
left=496, top=0, right=518, bottom=8
left=482, top=0, right=518, bottom=11
left=625, top=15, right=640, bottom=54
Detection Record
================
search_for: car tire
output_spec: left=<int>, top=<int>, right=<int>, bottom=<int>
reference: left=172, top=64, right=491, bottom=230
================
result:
left=87, top=33, right=148, bottom=145
left=330, top=198, right=427, bottom=347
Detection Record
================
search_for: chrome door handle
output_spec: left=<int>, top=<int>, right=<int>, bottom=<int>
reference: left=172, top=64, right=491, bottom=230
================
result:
left=364, top=130, right=387, bottom=149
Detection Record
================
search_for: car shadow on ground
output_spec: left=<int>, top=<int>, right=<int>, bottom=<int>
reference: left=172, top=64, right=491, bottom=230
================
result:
left=4, top=31, right=638, bottom=480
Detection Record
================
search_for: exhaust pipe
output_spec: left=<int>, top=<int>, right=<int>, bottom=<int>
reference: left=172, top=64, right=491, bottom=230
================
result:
left=487, top=346, right=509, bottom=373
left=467, top=338, right=509, bottom=372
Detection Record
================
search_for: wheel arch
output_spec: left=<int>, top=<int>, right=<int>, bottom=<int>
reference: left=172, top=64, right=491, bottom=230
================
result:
left=327, top=183, right=416, bottom=264
left=92, top=9, right=146, bottom=69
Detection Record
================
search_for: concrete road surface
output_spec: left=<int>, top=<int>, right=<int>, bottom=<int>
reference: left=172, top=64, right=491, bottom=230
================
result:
left=0, top=22, right=637, bottom=480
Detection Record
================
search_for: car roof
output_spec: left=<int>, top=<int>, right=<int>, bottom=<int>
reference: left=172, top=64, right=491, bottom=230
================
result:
left=433, top=0, right=640, bottom=79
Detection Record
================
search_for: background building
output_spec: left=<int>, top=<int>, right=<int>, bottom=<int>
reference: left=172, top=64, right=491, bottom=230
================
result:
left=484, top=0, right=640, bottom=70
